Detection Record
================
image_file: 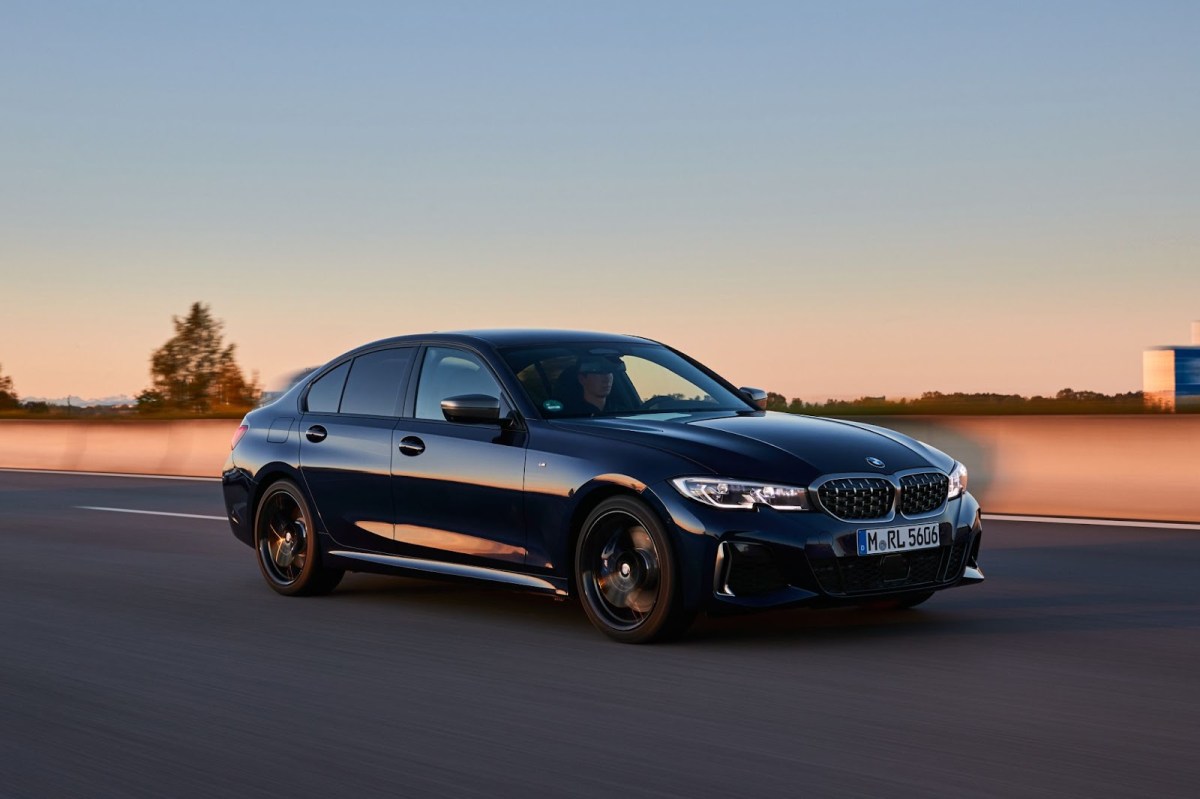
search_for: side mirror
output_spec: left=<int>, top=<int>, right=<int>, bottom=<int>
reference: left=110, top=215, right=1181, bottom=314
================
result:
left=739, top=386, right=768, bottom=410
left=441, top=394, right=502, bottom=424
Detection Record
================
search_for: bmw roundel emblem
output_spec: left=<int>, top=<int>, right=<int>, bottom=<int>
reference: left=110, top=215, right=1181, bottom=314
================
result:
left=866, top=457, right=886, bottom=468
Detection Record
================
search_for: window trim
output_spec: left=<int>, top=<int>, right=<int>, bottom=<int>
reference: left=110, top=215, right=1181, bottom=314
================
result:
left=302, top=346, right=417, bottom=418
left=301, top=358, right=352, bottom=415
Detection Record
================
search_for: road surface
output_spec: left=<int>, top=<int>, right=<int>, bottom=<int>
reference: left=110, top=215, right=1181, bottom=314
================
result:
left=1, top=471, right=1196, bottom=798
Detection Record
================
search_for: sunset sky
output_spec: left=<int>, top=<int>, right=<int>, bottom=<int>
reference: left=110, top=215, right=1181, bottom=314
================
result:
left=2, top=1, right=1197, bottom=402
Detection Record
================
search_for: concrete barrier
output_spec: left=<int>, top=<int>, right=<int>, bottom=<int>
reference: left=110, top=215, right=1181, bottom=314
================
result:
left=1, top=416, right=1198, bottom=522
left=873, top=416, right=1200, bottom=523
left=0, top=420, right=237, bottom=478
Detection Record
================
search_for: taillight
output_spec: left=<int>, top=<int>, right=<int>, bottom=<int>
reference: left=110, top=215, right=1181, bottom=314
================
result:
left=231, top=424, right=249, bottom=450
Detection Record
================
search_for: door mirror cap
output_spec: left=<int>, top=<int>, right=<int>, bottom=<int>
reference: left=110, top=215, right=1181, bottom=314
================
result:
left=441, top=394, right=502, bottom=424
left=739, top=386, right=768, bottom=410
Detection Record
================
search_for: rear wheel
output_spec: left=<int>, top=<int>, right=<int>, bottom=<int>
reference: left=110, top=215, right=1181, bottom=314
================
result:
left=575, top=496, right=694, bottom=644
left=254, top=479, right=343, bottom=596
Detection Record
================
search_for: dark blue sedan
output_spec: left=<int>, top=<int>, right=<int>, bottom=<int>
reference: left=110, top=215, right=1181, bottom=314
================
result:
left=223, top=330, right=984, bottom=643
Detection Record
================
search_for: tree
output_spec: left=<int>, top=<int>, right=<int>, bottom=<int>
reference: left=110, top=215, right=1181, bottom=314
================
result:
left=0, top=364, right=19, bottom=410
left=765, top=391, right=789, bottom=412
left=135, top=389, right=166, bottom=414
left=212, top=359, right=261, bottom=410
left=146, top=303, right=260, bottom=413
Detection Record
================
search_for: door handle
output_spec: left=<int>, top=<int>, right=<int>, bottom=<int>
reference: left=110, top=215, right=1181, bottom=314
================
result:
left=305, top=425, right=328, bottom=443
left=398, top=436, right=425, bottom=456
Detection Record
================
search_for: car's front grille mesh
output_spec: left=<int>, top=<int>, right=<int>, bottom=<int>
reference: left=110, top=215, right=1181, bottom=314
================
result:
left=724, top=544, right=788, bottom=596
left=810, top=547, right=949, bottom=595
left=908, top=550, right=944, bottom=584
left=899, top=472, right=950, bottom=516
left=809, top=561, right=841, bottom=594
left=942, top=541, right=966, bottom=581
left=817, top=477, right=893, bottom=520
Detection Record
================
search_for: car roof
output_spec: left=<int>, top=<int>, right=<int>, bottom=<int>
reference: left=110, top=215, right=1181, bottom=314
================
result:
left=347, top=329, right=658, bottom=353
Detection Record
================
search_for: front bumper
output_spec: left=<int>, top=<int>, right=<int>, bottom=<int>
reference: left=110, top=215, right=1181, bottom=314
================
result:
left=650, top=481, right=984, bottom=612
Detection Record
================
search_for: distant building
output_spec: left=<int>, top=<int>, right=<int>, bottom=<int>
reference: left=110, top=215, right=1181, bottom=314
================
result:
left=1144, top=322, right=1200, bottom=410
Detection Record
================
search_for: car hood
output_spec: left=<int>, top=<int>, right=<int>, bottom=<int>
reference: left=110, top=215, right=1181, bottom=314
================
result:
left=550, top=411, right=951, bottom=484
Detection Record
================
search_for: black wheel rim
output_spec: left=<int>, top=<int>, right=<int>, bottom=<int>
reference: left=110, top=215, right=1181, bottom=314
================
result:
left=257, top=490, right=308, bottom=586
left=580, top=510, right=661, bottom=631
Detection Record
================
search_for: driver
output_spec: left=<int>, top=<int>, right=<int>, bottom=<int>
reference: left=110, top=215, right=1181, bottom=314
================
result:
left=570, top=355, right=627, bottom=414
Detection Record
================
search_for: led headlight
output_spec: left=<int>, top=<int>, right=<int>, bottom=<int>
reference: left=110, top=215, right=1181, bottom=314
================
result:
left=671, top=477, right=810, bottom=511
left=947, top=461, right=969, bottom=499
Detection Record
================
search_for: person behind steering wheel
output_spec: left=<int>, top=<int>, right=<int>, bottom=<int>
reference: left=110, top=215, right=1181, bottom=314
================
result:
left=562, top=354, right=627, bottom=415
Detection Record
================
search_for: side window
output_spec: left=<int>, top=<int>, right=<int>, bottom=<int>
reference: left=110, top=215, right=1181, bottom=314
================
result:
left=415, top=347, right=508, bottom=421
left=305, top=361, right=351, bottom=413
left=339, top=347, right=415, bottom=417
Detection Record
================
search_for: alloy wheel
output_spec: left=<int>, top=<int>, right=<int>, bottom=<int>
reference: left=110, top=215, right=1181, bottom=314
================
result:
left=257, top=489, right=309, bottom=586
left=580, top=510, right=662, bottom=631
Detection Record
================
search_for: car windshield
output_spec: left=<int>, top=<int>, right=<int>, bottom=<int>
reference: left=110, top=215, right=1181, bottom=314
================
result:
left=499, top=343, right=751, bottom=419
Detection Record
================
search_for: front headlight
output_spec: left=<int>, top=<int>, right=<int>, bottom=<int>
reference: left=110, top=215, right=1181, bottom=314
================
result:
left=670, top=477, right=810, bottom=511
left=947, top=461, right=969, bottom=499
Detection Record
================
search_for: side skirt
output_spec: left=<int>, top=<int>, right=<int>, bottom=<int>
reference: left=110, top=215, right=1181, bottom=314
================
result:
left=326, top=550, right=569, bottom=597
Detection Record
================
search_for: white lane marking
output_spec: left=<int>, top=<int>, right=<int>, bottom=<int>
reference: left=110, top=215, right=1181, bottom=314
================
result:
left=983, top=513, right=1200, bottom=531
left=0, top=468, right=219, bottom=482
left=77, top=506, right=227, bottom=522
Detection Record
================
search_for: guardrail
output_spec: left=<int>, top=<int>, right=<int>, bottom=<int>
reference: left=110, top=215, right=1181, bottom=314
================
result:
left=2, top=416, right=1198, bottom=522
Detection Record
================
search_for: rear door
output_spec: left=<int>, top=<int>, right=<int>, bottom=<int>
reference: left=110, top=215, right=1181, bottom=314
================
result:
left=299, top=347, right=415, bottom=551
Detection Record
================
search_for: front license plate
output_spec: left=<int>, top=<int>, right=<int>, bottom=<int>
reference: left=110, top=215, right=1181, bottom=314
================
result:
left=856, top=524, right=941, bottom=556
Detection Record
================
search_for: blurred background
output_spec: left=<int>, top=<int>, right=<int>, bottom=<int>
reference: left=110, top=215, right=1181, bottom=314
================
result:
left=1, top=1, right=1197, bottom=406
left=3, top=6, right=1199, bottom=798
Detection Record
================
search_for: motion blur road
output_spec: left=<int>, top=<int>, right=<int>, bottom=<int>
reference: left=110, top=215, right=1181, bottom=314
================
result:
left=2, top=471, right=1197, bottom=798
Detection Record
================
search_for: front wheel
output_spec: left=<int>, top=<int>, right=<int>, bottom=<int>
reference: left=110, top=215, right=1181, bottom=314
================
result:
left=575, top=496, right=694, bottom=644
left=254, top=479, right=343, bottom=596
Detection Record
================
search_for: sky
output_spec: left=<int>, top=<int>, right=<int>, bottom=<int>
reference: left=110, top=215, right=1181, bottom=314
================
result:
left=1, top=1, right=1197, bottom=401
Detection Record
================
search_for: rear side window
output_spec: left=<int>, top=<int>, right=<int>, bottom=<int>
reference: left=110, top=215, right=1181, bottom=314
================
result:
left=339, top=347, right=415, bottom=417
left=305, top=361, right=350, bottom=413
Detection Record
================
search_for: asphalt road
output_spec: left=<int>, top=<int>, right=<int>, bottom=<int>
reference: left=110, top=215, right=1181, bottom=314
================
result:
left=1, top=471, right=1197, bottom=798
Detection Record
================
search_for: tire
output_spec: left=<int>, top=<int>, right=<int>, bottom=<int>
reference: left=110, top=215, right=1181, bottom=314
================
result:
left=253, top=479, right=343, bottom=596
left=575, top=496, right=694, bottom=644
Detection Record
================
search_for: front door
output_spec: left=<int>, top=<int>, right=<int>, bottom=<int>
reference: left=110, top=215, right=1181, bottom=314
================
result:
left=391, top=346, right=528, bottom=568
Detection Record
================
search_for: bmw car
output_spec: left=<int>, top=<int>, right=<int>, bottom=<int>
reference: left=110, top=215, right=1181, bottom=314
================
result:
left=222, top=330, right=984, bottom=643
